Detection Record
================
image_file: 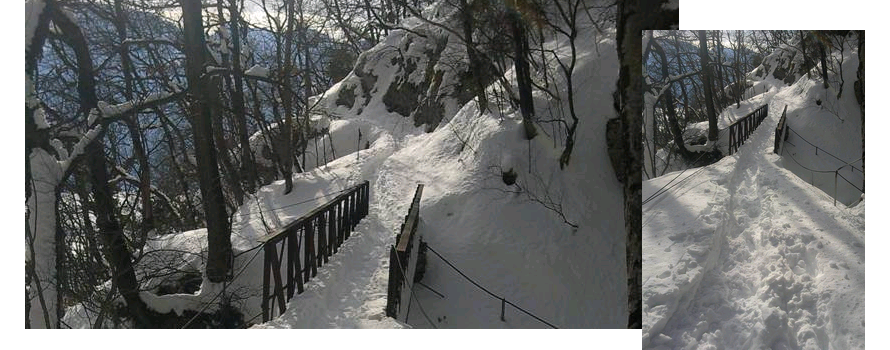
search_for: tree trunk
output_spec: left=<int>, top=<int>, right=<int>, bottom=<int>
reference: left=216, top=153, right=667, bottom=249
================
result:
left=651, top=39, right=693, bottom=161
left=229, top=0, right=258, bottom=193
left=114, top=0, right=155, bottom=253
left=182, top=0, right=233, bottom=283
left=698, top=30, right=719, bottom=142
left=616, top=0, right=644, bottom=329
left=48, top=2, right=154, bottom=327
left=281, top=0, right=296, bottom=194
left=460, top=0, right=488, bottom=113
left=25, top=0, right=55, bottom=329
left=856, top=31, right=864, bottom=180
left=715, top=31, right=726, bottom=107
left=819, top=35, right=830, bottom=89
left=508, top=3, right=536, bottom=140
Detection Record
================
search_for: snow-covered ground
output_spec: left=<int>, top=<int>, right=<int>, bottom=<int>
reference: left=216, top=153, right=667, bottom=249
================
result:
left=256, top=8, right=625, bottom=329
left=62, top=2, right=625, bottom=329
left=643, top=44, right=864, bottom=348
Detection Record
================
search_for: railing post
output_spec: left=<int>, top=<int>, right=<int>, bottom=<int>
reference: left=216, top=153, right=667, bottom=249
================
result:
left=344, top=194, right=351, bottom=239
left=328, top=207, right=336, bottom=255
left=262, top=245, right=271, bottom=322
left=318, top=214, right=328, bottom=265
left=500, top=298, right=506, bottom=322
left=305, top=220, right=317, bottom=279
left=337, top=200, right=344, bottom=244
left=294, top=228, right=304, bottom=294
left=351, top=190, right=358, bottom=228
left=286, top=229, right=296, bottom=299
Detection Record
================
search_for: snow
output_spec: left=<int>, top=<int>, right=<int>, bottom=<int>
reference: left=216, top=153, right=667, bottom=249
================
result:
left=33, top=107, right=49, bottom=129
left=253, top=6, right=624, bottom=329
left=643, top=39, right=864, bottom=349
left=244, top=64, right=269, bottom=78
left=25, top=0, right=46, bottom=55
left=96, top=91, right=175, bottom=119
left=27, top=148, right=64, bottom=328
left=61, top=1, right=624, bottom=329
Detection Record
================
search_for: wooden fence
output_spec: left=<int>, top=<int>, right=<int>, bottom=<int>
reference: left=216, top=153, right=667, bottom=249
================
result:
left=258, top=181, right=370, bottom=322
left=385, top=184, right=425, bottom=322
left=727, top=104, right=769, bottom=155
left=774, top=105, right=789, bottom=154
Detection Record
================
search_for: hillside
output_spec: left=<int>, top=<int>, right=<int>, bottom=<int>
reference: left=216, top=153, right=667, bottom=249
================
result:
left=643, top=33, right=864, bottom=349
left=55, top=1, right=626, bottom=329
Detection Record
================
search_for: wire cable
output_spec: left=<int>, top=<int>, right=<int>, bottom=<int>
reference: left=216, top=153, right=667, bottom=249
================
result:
left=643, top=150, right=710, bottom=206
left=393, top=245, right=437, bottom=329
left=786, top=127, right=864, bottom=173
left=180, top=243, right=265, bottom=329
left=783, top=149, right=864, bottom=193
left=426, top=245, right=558, bottom=329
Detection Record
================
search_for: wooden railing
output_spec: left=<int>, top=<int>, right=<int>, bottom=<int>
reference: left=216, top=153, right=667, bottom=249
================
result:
left=385, top=184, right=425, bottom=322
left=774, top=105, right=789, bottom=154
left=727, top=104, right=768, bottom=155
left=258, top=181, right=370, bottom=322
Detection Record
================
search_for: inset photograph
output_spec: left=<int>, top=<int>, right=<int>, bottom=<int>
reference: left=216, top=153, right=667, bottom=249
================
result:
left=642, top=30, right=864, bottom=349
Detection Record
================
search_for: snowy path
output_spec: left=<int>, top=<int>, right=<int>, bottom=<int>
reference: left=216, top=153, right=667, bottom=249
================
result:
left=643, top=99, right=864, bottom=349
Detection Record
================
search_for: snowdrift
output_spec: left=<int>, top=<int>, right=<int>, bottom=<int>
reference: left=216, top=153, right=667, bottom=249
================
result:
left=643, top=36, right=864, bottom=349
left=63, top=1, right=626, bottom=329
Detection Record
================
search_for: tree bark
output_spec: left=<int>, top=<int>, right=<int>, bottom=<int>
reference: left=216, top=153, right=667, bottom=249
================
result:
left=857, top=31, right=864, bottom=180
left=460, top=0, right=488, bottom=113
left=616, top=0, right=643, bottom=329
left=281, top=0, right=296, bottom=194
left=47, top=1, right=154, bottom=327
left=114, top=0, right=155, bottom=254
left=182, top=0, right=233, bottom=283
left=698, top=30, right=719, bottom=142
left=229, top=0, right=259, bottom=193
left=651, top=39, right=693, bottom=161
left=507, top=1, right=536, bottom=140
left=819, top=34, right=830, bottom=89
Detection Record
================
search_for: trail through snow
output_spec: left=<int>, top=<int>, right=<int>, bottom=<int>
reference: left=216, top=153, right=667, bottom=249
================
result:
left=643, top=96, right=864, bottom=349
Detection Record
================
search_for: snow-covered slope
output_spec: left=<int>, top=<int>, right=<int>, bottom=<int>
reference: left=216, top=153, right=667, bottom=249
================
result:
left=643, top=38, right=864, bottom=349
left=63, top=2, right=625, bottom=329
left=257, top=4, right=625, bottom=328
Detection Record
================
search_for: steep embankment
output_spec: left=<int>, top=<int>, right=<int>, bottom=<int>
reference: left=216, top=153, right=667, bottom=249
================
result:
left=643, top=39, right=864, bottom=348
left=258, top=3, right=625, bottom=328
left=61, top=2, right=626, bottom=329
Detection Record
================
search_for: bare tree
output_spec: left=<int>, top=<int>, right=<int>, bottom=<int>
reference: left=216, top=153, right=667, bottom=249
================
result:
left=181, top=0, right=233, bottom=283
left=698, top=30, right=719, bottom=142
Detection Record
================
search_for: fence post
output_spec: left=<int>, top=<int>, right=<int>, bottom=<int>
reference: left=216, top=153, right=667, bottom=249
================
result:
left=262, top=245, right=271, bottom=322
left=500, top=298, right=506, bottom=322
left=286, top=229, right=296, bottom=299
left=834, top=171, right=838, bottom=207
left=328, top=207, right=336, bottom=255
left=318, top=215, right=328, bottom=265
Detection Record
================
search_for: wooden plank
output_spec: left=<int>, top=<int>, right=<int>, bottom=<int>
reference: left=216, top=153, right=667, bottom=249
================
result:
left=304, top=221, right=313, bottom=281
left=396, top=185, right=424, bottom=252
left=308, top=220, right=317, bottom=277
left=318, top=214, right=328, bottom=265
left=256, top=182, right=367, bottom=244
left=286, top=228, right=296, bottom=299
left=337, top=201, right=344, bottom=246
left=268, top=243, right=286, bottom=317
left=344, top=195, right=351, bottom=239
left=328, top=208, right=336, bottom=256
left=294, top=227, right=304, bottom=294
left=262, top=245, right=271, bottom=322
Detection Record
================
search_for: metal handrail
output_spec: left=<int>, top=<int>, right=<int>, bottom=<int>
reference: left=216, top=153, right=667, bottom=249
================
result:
left=835, top=157, right=864, bottom=206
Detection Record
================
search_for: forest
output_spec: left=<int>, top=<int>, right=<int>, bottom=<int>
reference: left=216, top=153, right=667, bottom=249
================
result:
left=26, top=0, right=676, bottom=329
left=643, top=30, right=865, bottom=179
left=642, top=30, right=865, bottom=349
